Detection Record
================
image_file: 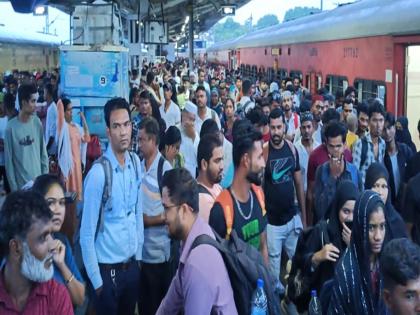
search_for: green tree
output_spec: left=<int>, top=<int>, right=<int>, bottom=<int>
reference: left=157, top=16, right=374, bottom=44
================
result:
left=256, top=14, right=279, bottom=29
left=211, top=17, right=246, bottom=42
left=283, top=6, right=321, bottom=22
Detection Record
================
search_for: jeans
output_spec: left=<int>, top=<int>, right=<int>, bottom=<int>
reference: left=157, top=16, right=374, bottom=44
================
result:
left=139, top=261, right=172, bottom=315
left=267, top=214, right=303, bottom=288
left=93, top=261, right=140, bottom=315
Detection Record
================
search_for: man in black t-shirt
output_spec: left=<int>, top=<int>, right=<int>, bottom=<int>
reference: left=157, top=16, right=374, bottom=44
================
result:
left=209, top=120, right=268, bottom=263
left=263, top=108, right=305, bottom=290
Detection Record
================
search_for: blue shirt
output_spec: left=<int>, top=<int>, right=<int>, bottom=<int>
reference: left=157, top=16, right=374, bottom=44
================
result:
left=141, top=152, right=172, bottom=263
left=80, top=146, right=143, bottom=289
left=53, top=233, right=84, bottom=285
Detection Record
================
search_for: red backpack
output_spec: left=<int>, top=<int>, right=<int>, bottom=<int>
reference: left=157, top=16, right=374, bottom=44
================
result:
left=85, top=135, right=102, bottom=175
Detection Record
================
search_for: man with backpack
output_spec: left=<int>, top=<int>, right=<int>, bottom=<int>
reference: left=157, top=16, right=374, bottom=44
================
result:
left=137, top=117, right=173, bottom=315
left=80, top=98, right=143, bottom=315
left=209, top=119, right=269, bottom=262
left=157, top=168, right=238, bottom=314
left=314, top=121, right=363, bottom=223
left=196, top=134, right=224, bottom=223
left=263, top=108, right=306, bottom=294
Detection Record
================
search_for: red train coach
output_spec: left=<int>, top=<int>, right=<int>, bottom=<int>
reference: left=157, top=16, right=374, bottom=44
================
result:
left=207, top=0, right=420, bottom=134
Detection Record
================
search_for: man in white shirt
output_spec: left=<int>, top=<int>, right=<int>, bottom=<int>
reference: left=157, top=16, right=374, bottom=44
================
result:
left=194, top=86, right=221, bottom=134
left=180, top=101, right=200, bottom=178
left=159, top=82, right=181, bottom=129
left=294, top=111, right=320, bottom=194
left=44, top=83, right=57, bottom=156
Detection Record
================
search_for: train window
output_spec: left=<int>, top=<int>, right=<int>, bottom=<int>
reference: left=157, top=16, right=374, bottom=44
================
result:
left=279, top=48, right=282, bottom=55
left=317, top=75, right=323, bottom=90
left=354, top=79, right=386, bottom=104
left=288, top=48, right=291, bottom=55
left=305, top=74, right=311, bottom=89
left=268, top=67, right=275, bottom=81
left=325, top=75, right=348, bottom=95
left=265, top=49, right=267, bottom=56
left=290, top=70, right=302, bottom=80
left=276, top=68, right=288, bottom=81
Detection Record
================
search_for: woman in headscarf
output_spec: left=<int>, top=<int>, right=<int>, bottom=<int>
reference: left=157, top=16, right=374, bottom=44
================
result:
left=364, top=162, right=407, bottom=240
left=297, top=181, right=359, bottom=312
left=395, top=116, right=417, bottom=153
left=328, top=190, right=388, bottom=315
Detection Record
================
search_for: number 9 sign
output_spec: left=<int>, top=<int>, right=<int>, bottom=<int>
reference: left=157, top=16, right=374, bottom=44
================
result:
left=99, top=76, right=107, bottom=86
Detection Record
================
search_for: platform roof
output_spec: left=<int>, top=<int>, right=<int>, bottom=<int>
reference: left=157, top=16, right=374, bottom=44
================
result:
left=45, top=0, right=251, bottom=41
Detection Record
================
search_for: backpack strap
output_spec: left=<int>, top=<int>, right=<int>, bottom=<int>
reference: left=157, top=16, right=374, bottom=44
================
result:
left=128, top=151, right=140, bottom=181
left=198, top=183, right=212, bottom=196
left=263, top=142, right=269, bottom=164
left=360, top=137, right=368, bottom=171
left=293, top=112, right=299, bottom=129
left=157, top=156, right=166, bottom=193
left=215, top=189, right=235, bottom=240
left=211, top=109, right=216, bottom=121
left=347, top=163, right=359, bottom=187
left=320, top=220, right=330, bottom=245
left=94, top=156, right=113, bottom=239
left=251, top=184, right=266, bottom=216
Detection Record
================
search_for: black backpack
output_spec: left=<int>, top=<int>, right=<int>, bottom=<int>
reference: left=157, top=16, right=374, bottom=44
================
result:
left=191, top=230, right=281, bottom=315
left=286, top=221, right=329, bottom=313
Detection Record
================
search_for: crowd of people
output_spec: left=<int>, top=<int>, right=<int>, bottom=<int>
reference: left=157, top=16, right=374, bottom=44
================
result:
left=0, top=60, right=419, bottom=315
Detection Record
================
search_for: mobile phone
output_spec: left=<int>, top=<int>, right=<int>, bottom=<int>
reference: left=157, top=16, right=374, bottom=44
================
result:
left=344, top=221, right=353, bottom=231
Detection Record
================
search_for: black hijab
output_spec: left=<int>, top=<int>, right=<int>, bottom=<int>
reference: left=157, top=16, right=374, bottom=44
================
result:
left=328, top=190, right=387, bottom=315
left=327, top=180, right=360, bottom=251
left=395, top=116, right=417, bottom=153
left=364, top=163, right=407, bottom=240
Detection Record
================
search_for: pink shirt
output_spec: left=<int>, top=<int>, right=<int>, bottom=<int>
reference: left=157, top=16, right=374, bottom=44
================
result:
left=0, top=276, right=73, bottom=315
left=198, top=182, right=223, bottom=223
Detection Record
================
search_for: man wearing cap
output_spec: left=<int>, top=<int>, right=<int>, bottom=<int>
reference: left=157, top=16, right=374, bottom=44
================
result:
left=180, top=102, right=200, bottom=177
left=159, top=82, right=181, bottom=129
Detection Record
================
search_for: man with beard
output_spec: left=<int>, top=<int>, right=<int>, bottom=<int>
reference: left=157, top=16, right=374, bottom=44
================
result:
left=5, top=83, right=48, bottom=191
left=356, top=101, right=370, bottom=138
left=197, top=134, right=224, bottom=223
left=209, top=120, right=268, bottom=264
left=179, top=102, right=200, bottom=178
left=156, top=168, right=237, bottom=314
left=263, top=108, right=305, bottom=291
left=138, top=117, right=172, bottom=315
left=353, top=100, right=386, bottom=184
left=0, top=191, right=73, bottom=314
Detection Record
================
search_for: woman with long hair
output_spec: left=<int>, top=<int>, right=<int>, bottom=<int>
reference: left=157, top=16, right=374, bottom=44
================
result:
left=32, top=174, right=85, bottom=306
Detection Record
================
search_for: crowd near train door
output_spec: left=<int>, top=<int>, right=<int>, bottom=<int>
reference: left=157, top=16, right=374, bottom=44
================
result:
left=406, top=46, right=420, bottom=150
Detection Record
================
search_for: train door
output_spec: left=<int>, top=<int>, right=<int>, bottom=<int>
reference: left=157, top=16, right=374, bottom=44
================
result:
left=406, top=46, right=420, bottom=150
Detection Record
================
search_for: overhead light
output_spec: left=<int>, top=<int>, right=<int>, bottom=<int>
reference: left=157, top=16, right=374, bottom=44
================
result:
left=185, top=16, right=190, bottom=24
left=221, top=5, right=236, bottom=16
left=33, top=5, right=48, bottom=16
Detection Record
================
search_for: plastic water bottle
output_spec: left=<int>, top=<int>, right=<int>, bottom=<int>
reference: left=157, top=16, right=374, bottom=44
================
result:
left=251, top=278, right=267, bottom=315
left=308, top=290, right=322, bottom=315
